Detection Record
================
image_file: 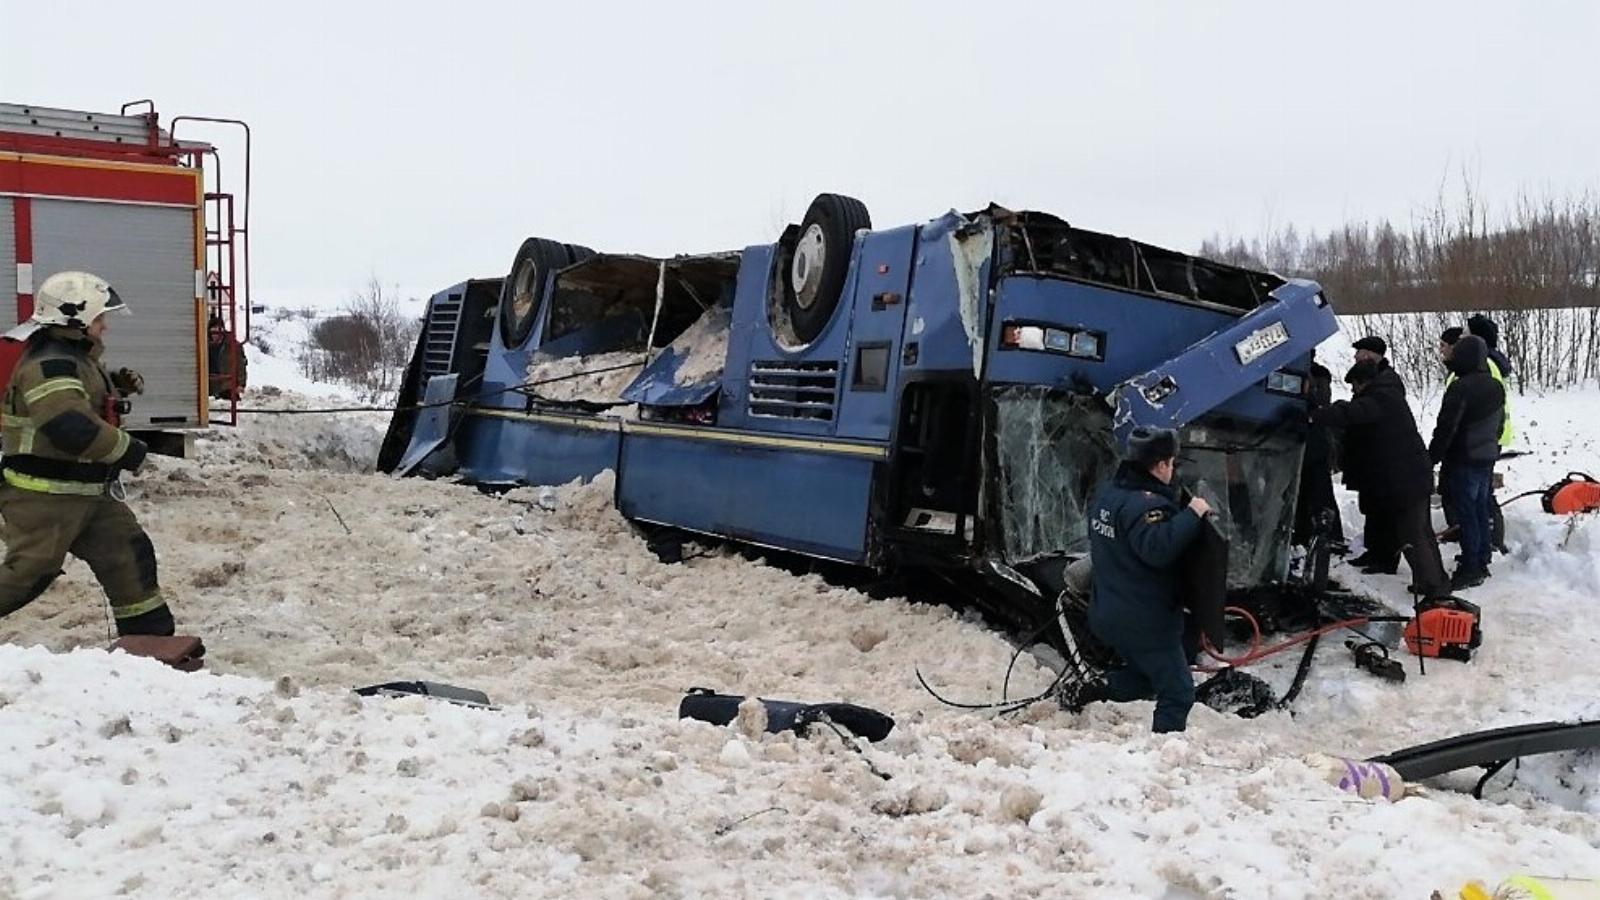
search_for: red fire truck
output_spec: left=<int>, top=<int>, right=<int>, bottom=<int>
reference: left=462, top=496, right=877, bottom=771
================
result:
left=0, top=100, right=251, bottom=451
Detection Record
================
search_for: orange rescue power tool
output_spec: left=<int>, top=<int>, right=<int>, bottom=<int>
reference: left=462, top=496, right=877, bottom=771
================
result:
left=1543, top=473, right=1600, bottom=515
left=1403, top=597, right=1482, bottom=662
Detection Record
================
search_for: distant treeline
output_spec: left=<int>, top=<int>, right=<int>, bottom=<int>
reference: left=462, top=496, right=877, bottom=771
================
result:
left=1201, top=189, right=1600, bottom=389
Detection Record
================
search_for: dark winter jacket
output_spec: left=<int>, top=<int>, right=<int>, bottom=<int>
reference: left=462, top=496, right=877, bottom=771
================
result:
left=1312, top=362, right=1433, bottom=504
left=1304, top=362, right=1338, bottom=471
left=1430, top=335, right=1506, bottom=468
left=1086, top=463, right=1201, bottom=649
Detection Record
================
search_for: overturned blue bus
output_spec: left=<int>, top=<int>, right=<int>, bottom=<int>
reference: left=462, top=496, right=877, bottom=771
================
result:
left=380, top=194, right=1338, bottom=635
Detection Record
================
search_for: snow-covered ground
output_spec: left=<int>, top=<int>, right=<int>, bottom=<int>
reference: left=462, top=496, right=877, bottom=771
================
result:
left=3, top=341, right=1600, bottom=898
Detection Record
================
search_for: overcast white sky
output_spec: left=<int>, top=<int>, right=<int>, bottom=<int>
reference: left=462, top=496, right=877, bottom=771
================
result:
left=4, top=2, right=1596, bottom=309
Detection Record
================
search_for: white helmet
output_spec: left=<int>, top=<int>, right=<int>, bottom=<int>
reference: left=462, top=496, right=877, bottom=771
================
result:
left=31, top=271, right=127, bottom=329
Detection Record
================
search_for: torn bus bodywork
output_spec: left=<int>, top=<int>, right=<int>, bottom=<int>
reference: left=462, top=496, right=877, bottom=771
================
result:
left=381, top=195, right=1336, bottom=630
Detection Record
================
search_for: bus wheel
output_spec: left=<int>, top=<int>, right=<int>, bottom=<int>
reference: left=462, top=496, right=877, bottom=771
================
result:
left=784, top=193, right=870, bottom=344
left=498, top=238, right=573, bottom=349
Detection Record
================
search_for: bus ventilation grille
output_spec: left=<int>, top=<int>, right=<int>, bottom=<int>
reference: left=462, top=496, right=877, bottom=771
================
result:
left=748, top=360, right=839, bottom=421
left=422, top=292, right=465, bottom=381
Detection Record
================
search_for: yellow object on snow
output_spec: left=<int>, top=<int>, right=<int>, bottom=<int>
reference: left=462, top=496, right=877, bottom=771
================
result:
left=1460, top=875, right=1600, bottom=899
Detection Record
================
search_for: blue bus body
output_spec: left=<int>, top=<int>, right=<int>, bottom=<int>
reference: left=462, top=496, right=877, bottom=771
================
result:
left=380, top=203, right=1334, bottom=623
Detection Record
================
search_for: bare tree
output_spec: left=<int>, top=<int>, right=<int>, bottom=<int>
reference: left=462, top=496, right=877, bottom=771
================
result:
left=1203, top=185, right=1600, bottom=390
left=298, top=277, right=421, bottom=400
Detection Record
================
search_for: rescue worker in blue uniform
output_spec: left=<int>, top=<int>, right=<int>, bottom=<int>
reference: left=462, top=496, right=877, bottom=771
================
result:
left=1068, top=426, right=1211, bottom=733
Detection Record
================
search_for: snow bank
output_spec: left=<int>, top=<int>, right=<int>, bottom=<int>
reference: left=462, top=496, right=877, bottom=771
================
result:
left=4, top=642, right=1598, bottom=900
left=526, top=350, right=645, bottom=405
left=245, top=342, right=352, bottom=401
left=246, top=313, right=356, bottom=401
left=3, top=361, right=1600, bottom=895
left=668, top=305, right=732, bottom=387
left=200, top=388, right=388, bottom=473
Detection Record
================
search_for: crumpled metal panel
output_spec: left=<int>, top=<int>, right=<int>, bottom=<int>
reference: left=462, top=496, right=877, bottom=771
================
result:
left=1111, top=278, right=1335, bottom=444
left=620, top=303, right=731, bottom=408
left=395, top=374, right=460, bottom=477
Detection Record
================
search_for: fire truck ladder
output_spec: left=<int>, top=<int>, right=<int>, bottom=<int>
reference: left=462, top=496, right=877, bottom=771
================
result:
left=168, top=114, right=252, bottom=427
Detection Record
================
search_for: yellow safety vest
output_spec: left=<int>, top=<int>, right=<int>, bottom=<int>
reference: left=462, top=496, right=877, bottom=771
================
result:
left=1445, top=358, right=1514, bottom=447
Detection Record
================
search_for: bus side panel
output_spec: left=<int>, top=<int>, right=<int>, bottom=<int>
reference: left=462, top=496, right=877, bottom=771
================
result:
left=617, top=432, right=874, bottom=563
left=719, top=243, right=855, bottom=438
left=899, top=212, right=991, bottom=377
left=456, top=414, right=620, bottom=486
left=835, top=225, right=915, bottom=442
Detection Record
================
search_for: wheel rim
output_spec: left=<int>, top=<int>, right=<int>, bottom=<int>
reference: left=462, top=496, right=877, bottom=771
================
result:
left=790, top=223, right=827, bottom=310
left=510, top=259, right=539, bottom=327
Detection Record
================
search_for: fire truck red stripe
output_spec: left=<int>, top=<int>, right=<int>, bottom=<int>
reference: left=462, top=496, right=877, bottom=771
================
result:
left=14, top=197, right=31, bottom=322
left=0, top=156, right=198, bottom=207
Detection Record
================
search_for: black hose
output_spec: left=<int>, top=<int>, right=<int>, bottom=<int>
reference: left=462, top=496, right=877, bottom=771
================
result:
left=1001, top=614, right=1060, bottom=702
left=1497, top=488, right=1544, bottom=509
left=1277, top=632, right=1321, bottom=709
left=914, top=665, right=1068, bottom=716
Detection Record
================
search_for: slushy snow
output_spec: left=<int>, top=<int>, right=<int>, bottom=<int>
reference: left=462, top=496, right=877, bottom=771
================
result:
left=2, top=342, right=1600, bottom=898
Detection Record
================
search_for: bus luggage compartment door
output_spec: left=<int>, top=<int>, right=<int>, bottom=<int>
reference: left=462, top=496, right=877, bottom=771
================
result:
left=835, top=227, right=915, bottom=442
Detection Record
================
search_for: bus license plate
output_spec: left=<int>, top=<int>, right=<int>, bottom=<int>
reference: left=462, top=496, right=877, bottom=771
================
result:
left=1235, top=321, right=1289, bottom=365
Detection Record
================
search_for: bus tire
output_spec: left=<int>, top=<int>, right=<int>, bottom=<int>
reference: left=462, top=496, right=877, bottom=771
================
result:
left=499, top=238, right=572, bottom=349
left=784, top=193, right=870, bottom=344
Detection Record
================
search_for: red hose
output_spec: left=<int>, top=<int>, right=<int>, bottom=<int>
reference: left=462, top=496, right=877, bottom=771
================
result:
left=1194, top=606, right=1370, bottom=672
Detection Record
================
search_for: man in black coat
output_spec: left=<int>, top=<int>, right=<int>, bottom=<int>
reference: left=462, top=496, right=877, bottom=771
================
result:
left=1466, top=313, right=1513, bottom=556
left=1429, top=334, right=1507, bottom=589
left=1437, top=327, right=1466, bottom=538
left=1293, top=357, right=1344, bottom=546
left=1067, top=426, right=1212, bottom=733
left=1313, top=339, right=1450, bottom=598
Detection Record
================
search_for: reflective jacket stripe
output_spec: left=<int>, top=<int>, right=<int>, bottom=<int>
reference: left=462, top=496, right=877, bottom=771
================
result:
left=22, top=377, right=88, bottom=405
left=1, top=414, right=36, bottom=455
left=1, top=468, right=107, bottom=496
left=93, top=430, right=130, bottom=464
left=111, top=593, right=166, bottom=620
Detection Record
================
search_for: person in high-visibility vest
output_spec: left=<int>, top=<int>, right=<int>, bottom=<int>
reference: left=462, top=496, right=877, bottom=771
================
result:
left=1439, top=318, right=1514, bottom=555
left=0, top=271, right=175, bottom=636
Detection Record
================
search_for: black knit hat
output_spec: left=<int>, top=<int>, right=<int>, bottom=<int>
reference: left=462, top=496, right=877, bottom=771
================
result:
left=1126, top=426, right=1180, bottom=467
left=1467, top=314, right=1499, bottom=349
left=1352, top=335, right=1387, bottom=356
left=1440, top=326, right=1463, bottom=345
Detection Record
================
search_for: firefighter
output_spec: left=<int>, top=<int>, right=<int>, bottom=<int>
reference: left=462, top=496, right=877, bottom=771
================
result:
left=1063, top=426, right=1211, bottom=734
left=0, top=271, right=174, bottom=636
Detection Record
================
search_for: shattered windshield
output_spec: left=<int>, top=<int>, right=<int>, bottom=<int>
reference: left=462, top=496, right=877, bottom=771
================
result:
left=1174, top=425, right=1302, bottom=587
left=990, top=386, right=1302, bottom=587
left=990, top=387, right=1119, bottom=564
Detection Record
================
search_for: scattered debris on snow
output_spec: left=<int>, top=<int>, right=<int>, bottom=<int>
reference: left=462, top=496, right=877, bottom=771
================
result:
left=4, top=377, right=1600, bottom=896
